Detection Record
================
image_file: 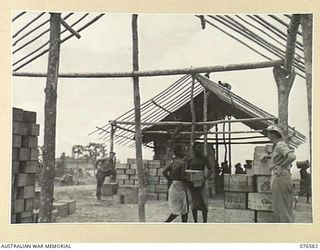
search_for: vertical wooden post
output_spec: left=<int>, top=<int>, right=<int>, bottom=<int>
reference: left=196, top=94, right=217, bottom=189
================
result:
left=228, top=117, right=232, bottom=172
left=301, top=14, right=313, bottom=166
left=203, top=88, right=209, bottom=156
left=132, top=14, right=146, bottom=222
left=215, top=124, right=219, bottom=163
left=190, top=75, right=196, bottom=155
left=109, top=123, right=115, bottom=153
left=39, top=12, right=61, bottom=223
left=273, top=14, right=300, bottom=142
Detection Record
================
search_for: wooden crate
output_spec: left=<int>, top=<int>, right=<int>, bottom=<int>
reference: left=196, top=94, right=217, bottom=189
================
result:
left=24, top=198, right=34, bottom=211
left=13, top=135, right=22, bottom=148
left=23, top=111, right=37, bottom=123
left=256, top=175, right=271, bottom=193
left=13, top=122, right=21, bottom=135
left=157, top=193, right=168, bottom=201
left=33, top=191, right=40, bottom=209
left=224, top=192, right=248, bottom=209
left=19, top=148, right=29, bottom=161
left=256, top=211, right=274, bottom=223
left=19, top=161, right=38, bottom=173
left=14, top=199, right=25, bottom=213
left=29, top=148, right=39, bottom=161
left=12, top=161, right=19, bottom=175
left=224, top=174, right=254, bottom=192
left=185, top=170, right=204, bottom=187
left=58, top=200, right=76, bottom=215
left=125, top=169, right=135, bottom=175
left=15, top=174, right=28, bottom=187
left=248, top=193, right=273, bottom=211
left=148, top=176, right=159, bottom=185
left=159, top=177, right=168, bottom=184
left=155, top=184, right=168, bottom=193
left=12, top=148, right=19, bottom=161
left=124, top=179, right=134, bottom=185
left=26, top=174, right=36, bottom=186
left=147, top=160, right=161, bottom=168
left=101, top=183, right=119, bottom=196
left=116, top=169, right=125, bottom=175
left=148, top=168, right=158, bottom=176
left=53, top=202, right=68, bottom=217
left=129, top=174, right=139, bottom=180
left=147, top=184, right=156, bottom=193
left=17, top=211, right=34, bottom=223
left=21, top=136, right=38, bottom=148
left=29, top=124, right=40, bottom=136
left=147, top=193, right=158, bottom=201
left=20, top=122, right=29, bottom=135
left=253, top=158, right=272, bottom=175
left=225, top=209, right=255, bottom=223
left=117, top=174, right=129, bottom=180
left=117, top=185, right=138, bottom=196
left=17, top=186, right=35, bottom=199
left=13, top=108, right=24, bottom=122
left=124, top=195, right=138, bottom=204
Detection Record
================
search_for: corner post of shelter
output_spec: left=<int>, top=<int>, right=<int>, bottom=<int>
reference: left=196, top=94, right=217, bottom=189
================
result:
left=203, top=86, right=209, bottom=156
left=301, top=14, right=313, bottom=167
left=273, top=14, right=300, bottom=143
left=39, top=12, right=61, bottom=223
left=132, top=14, right=147, bottom=222
left=190, top=74, right=196, bottom=155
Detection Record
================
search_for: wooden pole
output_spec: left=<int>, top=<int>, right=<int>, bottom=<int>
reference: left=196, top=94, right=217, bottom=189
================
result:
left=109, top=116, right=276, bottom=127
left=39, top=13, right=61, bottom=223
left=13, top=59, right=284, bottom=78
left=190, top=75, right=196, bottom=155
left=132, top=14, right=146, bottom=222
left=143, top=130, right=264, bottom=135
left=203, top=88, right=209, bottom=156
left=215, top=124, right=219, bottom=163
left=109, top=124, right=115, bottom=153
left=301, top=14, right=312, bottom=167
left=228, top=117, right=232, bottom=171
left=273, top=14, right=300, bottom=142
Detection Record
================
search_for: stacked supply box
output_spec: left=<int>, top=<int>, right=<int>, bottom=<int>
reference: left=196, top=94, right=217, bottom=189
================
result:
left=248, top=145, right=274, bottom=223
left=112, top=158, right=168, bottom=203
left=11, top=108, right=40, bottom=223
left=223, top=174, right=255, bottom=223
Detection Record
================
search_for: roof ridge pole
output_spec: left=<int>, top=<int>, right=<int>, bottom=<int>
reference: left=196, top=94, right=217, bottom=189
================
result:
left=273, top=14, right=300, bottom=143
left=301, top=14, right=312, bottom=167
left=190, top=74, right=197, bottom=156
left=39, top=12, right=61, bottom=223
left=132, top=14, right=146, bottom=222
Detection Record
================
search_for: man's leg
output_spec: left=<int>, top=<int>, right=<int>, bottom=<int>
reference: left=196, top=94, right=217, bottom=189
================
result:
left=96, top=171, right=106, bottom=200
left=192, top=209, right=198, bottom=223
left=165, top=214, right=178, bottom=222
left=202, top=211, right=208, bottom=223
left=181, top=213, right=188, bottom=223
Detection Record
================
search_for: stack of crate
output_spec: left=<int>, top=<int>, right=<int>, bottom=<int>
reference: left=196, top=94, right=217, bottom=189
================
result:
left=111, top=158, right=168, bottom=203
left=146, top=160, right=168, bottom=201
left=11, top=108, right=40, bottom=223
left=223, top=145, right=274, bottom=223
left=223, top=174, right=255, bottom=223
left=248, top=145, right=274, bottom=223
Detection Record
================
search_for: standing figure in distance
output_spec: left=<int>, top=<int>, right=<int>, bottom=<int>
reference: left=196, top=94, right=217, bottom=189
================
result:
left=95, top=151, right=117, bottom=200
left=186, top=142, right=214, bottom=223
left=265, top=124, right=296, bottom=223
left=163, top=145, right=188, bottom=223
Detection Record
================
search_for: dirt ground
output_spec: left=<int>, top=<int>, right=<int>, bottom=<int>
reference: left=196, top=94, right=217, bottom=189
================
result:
left=53, top=185, right=312, bottom=223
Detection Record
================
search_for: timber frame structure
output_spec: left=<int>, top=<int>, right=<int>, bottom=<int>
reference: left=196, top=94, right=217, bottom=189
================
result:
left=12, top=12, right=312, bottom=222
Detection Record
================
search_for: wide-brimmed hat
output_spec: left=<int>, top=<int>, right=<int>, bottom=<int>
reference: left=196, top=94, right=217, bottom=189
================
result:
left=265, top=124, right=284, bottom=138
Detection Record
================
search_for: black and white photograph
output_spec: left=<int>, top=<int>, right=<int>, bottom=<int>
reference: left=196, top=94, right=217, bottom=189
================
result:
left=10, top=11, right=314, bottom=226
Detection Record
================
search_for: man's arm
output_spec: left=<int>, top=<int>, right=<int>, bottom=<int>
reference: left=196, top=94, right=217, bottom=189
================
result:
left=204, top=157, right=214, bottom=181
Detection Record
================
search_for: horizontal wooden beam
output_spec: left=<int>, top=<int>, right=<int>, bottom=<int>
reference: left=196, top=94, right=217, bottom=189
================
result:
left=110, top=117, right=276, bottom=127
left=143, top=129, right=264, bottom=135
left=13, top=59, right=283, bottom=78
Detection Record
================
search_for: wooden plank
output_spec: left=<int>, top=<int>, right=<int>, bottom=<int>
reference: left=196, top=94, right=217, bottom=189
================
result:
left=29, top=124, right=40, bottom=136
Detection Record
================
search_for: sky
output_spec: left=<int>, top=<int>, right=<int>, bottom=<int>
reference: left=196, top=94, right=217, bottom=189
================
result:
left=12, top=12, right=310, bottom=178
